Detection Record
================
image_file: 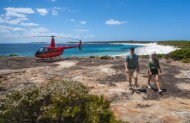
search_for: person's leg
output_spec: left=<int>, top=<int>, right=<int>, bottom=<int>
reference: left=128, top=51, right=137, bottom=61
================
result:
left=127, top=70, right=133, bottom=89
left=155, top=74, right=162, bottom=92
left=133, top=70, right=138, bottom=89
left=148, top=71, right=152, bottom=88
left=129, top=77, right=132, bottom=89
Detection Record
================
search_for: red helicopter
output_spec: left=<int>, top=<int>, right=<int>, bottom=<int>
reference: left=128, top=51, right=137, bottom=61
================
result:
left=35, top=36, right=82, bottom=59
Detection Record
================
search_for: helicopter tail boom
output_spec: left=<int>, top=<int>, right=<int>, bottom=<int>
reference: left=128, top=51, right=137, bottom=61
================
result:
left=59, top=41, right=82, bottom=50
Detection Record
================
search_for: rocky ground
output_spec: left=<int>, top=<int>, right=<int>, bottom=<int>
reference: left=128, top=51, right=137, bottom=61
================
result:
left=0, top=56, right=190, bottom=123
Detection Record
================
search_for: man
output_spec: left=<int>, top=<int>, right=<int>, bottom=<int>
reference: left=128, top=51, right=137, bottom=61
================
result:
left=125, top=47, right=139, bottom=90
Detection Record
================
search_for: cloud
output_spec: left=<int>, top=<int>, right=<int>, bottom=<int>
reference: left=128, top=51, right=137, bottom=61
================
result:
left=0, top=25, right=26, bottom=33
left=51, top=7, right=61, bottom=16
left=62, top=7, right=77, bottom=13
left=74, top=29, right=89, bottom=32
left=0, top=25, right=12, bottom=33
left=0, top=25, right=48, bottom=35
left=0, top=7, right=34, bottom=25
left=4, top=7, right=34, bottom=16
left=79, top=21, right=86, bottom=24
left=51, top=7, right=76, bottom=16
left=37, top=8, right=48, bottom=16
left=0, top=16, right=28, bottom=25
left=70, top=19, right=75, bottom=22
left=29, top=27, right=49, bottom=33
left=12, top=27, right=26, bottom=31
left=52, top=10, right=58, bottom=16
left=105, top=19, right=127, bottom=25
left=20, top=23, right=39, bottom=26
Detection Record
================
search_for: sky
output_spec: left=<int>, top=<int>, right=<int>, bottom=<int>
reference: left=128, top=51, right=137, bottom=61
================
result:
left=0, top=0, right=190, bottom=43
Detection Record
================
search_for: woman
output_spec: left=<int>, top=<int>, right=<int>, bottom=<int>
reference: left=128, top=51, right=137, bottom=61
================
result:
left=147, top=52, right=163, bottom=93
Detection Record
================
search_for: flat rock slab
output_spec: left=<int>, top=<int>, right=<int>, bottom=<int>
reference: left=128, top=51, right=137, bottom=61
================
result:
left=0, top=57, right=190, bottom=123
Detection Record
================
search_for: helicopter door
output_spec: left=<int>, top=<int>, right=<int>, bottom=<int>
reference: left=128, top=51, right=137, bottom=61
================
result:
left=48, top=48, right=54, bottom=52
left=44, top=47, right=48, bottom=54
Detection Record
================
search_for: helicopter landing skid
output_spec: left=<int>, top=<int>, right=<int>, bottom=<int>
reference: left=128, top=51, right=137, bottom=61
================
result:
left=36, top=56, right=68, bottom=62
left=57, top=56, right=68, bottom=60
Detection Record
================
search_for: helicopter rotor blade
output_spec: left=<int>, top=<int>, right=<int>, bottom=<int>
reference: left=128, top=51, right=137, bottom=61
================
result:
left=6, top=36, right=52, bottom=39
left=6, top=35, right=81, bottom=41
left=56, top=36, right=81, bottom=41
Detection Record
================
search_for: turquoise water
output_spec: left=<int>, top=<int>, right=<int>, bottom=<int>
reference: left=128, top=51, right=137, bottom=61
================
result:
left=0, top=43, right=142, bottom=57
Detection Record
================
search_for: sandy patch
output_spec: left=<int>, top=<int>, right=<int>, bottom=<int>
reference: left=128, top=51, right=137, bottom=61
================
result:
left=98, top=65, right=116, bottom=75
left=55, top=61, right=78, bottom=70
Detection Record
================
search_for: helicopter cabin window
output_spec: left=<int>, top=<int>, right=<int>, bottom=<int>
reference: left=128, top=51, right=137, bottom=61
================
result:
left=44, top=47, right=48, bottom=53
left=48, top=48, right=54, bottom=52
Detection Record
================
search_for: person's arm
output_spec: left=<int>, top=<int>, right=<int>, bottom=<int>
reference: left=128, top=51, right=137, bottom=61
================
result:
left=137, top=56, right=139, bottom=72
left=125, top=62, right=128, bottom=72
left=157, top=60, right=161, bottom=73
left=125, top=57, right=128, bottom=72
left=148, top=60, right=152, bottom=74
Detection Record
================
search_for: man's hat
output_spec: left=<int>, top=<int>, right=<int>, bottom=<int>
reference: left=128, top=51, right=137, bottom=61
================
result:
left=130, top=46, right=135, bottom=50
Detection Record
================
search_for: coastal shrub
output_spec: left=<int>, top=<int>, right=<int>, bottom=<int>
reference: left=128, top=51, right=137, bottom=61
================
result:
left=100, top=55, right=113, bottom=60
left=169, top=49, right=190, bottom=60
left=158, top=41, right=190, bottom=49
left=156, top=54, right=170, bottom=59
left=0, top=79, right=120, bottom=123
left=89, top=56, right=98, bottom=59
left=9, top=54, right=18, bottom=56
left=138, top=55, right=149, bottom=59
left=156, top=54, right=164, bottom=58
left=182, top=59, right=190, bottom=63
left=90, top=56, right=95, bottom=58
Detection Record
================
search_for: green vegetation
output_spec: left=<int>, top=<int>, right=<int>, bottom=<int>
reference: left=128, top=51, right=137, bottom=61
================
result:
left=157, top=41, right=190, bottom=63
left=0, top=79, right=122, bottom=123
left=138, top=55, right=149, bottom=59
left=182, top=58, right=190, bottom=63
left=139, top=54, right=169, bottom=59
left=158, top=40, right=190, bottom=49
left=100, top=55, right=113, bottom=60
left=9, top=54, right=18, bottom=56
left=156, top=54, right=166, bottom=59
left=89, top=56, right=99, bottom=59
left=168, top=49, right=190, bottom=60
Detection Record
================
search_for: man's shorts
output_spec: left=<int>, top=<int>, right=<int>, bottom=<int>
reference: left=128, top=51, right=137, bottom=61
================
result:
left=128, top=68, right=138, bottom=78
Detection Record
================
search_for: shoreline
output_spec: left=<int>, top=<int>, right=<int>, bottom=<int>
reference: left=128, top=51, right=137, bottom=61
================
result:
left=0, top=42, right=177, bottom=58
left=115, top=42, right=178, bottom=57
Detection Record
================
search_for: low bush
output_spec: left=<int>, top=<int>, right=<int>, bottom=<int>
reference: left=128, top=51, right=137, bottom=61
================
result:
left=0, top=79, right=121, bottom=123
left=182, top=59, right=190, bottom=63
left=9, top=54, right=18, bottom=56
left=100, top=55, right=113, bottom=60
left=168, top=49, right=190, bottom=60
left=158, top=41, right=190, bottom=49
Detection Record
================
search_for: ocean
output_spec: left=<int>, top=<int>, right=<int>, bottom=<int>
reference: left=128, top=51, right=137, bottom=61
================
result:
left=0, top=43, right=142, bottom=57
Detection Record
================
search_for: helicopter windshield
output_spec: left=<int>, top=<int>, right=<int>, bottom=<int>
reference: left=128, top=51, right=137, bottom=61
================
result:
left=39, top=47, right=44, bottom=52
left=35, top=47, right=46, bottom=55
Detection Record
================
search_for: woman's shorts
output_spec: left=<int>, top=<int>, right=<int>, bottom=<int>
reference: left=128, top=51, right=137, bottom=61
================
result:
left=150, top=69, right=158, bottom=75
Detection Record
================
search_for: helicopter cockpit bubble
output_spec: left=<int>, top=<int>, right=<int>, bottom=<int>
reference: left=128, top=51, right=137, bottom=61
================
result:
left=35, top=47, right=45, bottom=55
